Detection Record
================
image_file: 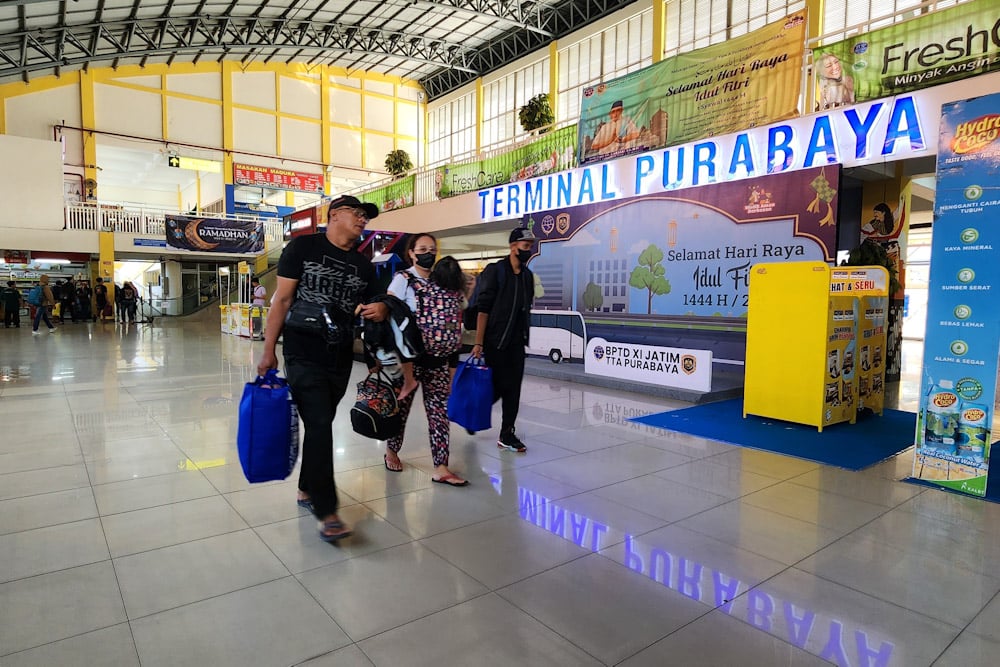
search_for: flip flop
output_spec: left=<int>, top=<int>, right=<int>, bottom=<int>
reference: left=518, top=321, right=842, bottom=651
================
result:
left=384, top=454, right=403, bottom=472
left=318, top=519, right=353, bottom=542
left=432, top=473, right=469, bottom=487
left=296, top=497, right=314, bottom=512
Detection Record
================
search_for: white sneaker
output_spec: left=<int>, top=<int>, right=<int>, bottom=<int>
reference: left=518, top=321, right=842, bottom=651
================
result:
left=32, top=330, right=41, bottom=335
left=48, top=328, right=57, bottom=333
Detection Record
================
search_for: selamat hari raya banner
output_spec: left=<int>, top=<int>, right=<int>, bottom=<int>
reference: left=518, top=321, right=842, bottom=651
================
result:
left=578, top=11, right=806, bottom=165
left=435, top=125, right=578, bottom=198
left=813, top=2, right=1000, bottom=108
left=165, top=215, right=264, bottom=253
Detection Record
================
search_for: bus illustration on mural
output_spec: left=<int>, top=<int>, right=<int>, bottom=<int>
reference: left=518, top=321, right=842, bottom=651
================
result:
left=527, top=310, right=587, bottom=363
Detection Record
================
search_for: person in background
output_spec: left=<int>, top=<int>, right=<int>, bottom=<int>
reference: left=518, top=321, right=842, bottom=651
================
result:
left=94, top=277, right=109, bottom=321
left=256, top=194, right=388, bottom=543
left=76, top=280, right=93, bottom=322
left=2, top=281, right=22, bottom=328
left=251, top=277, right=267, bottom=307
left=590, top=100, right=640, bottom=156
left=62, top=277, right=78, bottom=322
left=32, top=275, right=57, bottom=335
left=470, top=227, right=536, bottom=453
left=120, top=281, right=138, bottom=323
left=817, top=53, right=854, bottom=110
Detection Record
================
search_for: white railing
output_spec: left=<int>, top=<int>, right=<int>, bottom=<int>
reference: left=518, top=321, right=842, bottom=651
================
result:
left=64, top=201, right=282, bottom=247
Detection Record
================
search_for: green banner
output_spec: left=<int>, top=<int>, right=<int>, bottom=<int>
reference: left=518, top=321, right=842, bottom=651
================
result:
left=813, top=3, right=1000, bottom=108
left=578, top=11, right=806, bottom=165
left=364, top=175, right=415, bottom=212
left=435, top=125, right=577, bottom=198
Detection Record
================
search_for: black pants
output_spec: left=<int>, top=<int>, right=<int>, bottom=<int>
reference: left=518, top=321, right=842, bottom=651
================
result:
left=484, top=342, right=526, bottom=433
left=284, top=357, right=352, bottom=519
left=4, top=307, right=19, bottom=327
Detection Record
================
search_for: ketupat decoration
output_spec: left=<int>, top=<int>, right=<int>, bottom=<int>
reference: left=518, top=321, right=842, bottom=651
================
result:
left=807, top=167, right=837, bottom=226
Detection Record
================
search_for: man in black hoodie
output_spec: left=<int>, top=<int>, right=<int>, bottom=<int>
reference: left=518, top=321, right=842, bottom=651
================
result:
left=470, top=227, right=536, bottom=453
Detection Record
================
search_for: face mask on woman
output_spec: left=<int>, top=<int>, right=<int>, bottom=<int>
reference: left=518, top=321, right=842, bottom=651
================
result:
left=413, top=252, right=436, bottom=269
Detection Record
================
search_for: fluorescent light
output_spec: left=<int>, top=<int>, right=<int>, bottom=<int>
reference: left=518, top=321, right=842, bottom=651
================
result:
left=36, top=259, right=71, bottom=264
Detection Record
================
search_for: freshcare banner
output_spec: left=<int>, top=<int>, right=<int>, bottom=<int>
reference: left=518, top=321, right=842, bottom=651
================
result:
left=364, top=175, right=415, bottom=212
left=577, top=12, right=805, bottom=166
left=435, top=125, right=577, bottom=198
left=913, top=92, right=1000, bottom=498
left=813, top=2, right=1000, bottom=108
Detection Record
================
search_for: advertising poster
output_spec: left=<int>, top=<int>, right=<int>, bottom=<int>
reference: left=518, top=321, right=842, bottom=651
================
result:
left=913, top=93, right=1000, bottom=497
left=526, top=166, right=838, bottom=318
left=234, top=163, right=325, bottom=193
left=436, top=125, right=577, bottom=198
left=829, top=266, right=889, bottom=417
left=165, top=215, right=264, bottom=253
left=824, top=296, right=859, bottom=427
left=364, top=175, right=416, bottom=212
left=578, top=12, right=805, bottom=165
left=813, top=2, right=1000, bottom=109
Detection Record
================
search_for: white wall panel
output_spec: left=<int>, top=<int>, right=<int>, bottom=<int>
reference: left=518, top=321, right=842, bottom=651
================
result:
left=200, top=173, right=225, bottom=209
left=397, top=138, right=417, bottom=165
left=233, top=71, right=276, bottom=110
left=233, top=108, right=277, bottom=155
left=167, top=72, right=222, bottom=99
left=330, top=87, right=361, bottom=127
left=5, top=85, right=81, bottom=142
left=279, top=117, right=321, bottom=162
left=398, top=86, right=423, bottom=102
left=396, top=100, right=418, bottom=136
left=330, top=126, right=362, bottom=168
left=96, top=84, right=161, bottom=137
left=279, top=76, right=321, bottom=118
left=167, top=97, right=222, bottom=146
left=365, top=80, right=394, bottom=97
left=115, top=75, right=161, bottom=89
left=331, top=76, right=361, bottom=89
left=0, top=134, right=66, bottom=231
left=364, top=95, right=394, bottom=134
left=101, top=184, right=177, bottom=208
left=364, top=133, right=394, bottom=172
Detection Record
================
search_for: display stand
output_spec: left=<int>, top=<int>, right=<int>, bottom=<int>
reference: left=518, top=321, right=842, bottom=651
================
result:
left=744, top=261, right=889, bottom=431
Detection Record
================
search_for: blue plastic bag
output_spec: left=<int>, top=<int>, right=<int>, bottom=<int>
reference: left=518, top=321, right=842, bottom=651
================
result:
left=447, top=357, right=493, bottom=432
left=237, top=369, right=299, bottom=483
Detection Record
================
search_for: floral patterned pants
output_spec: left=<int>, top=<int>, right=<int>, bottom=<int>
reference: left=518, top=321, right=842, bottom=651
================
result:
left=387, top=362, right=451, bottom=466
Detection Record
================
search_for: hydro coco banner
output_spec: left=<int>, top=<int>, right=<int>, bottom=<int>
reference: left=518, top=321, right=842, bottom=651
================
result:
left=165, top=215, right=264, bottom=253
left=912, top=92, right=1000, bottom=498
left=813, top=2, right=1000, bottom=109
left=364, top=175, right=416, bottom=212
left=578, top=11, right=805, bottom=165
left=435, top=125, right=577, bottom=198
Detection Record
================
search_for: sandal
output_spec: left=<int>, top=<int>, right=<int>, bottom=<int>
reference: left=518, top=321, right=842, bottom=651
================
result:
left=296, top=497, right=314, bottom=512
left=384, top=454, right=403, bottom=472
left=318, top=519, right=353, bottom=542
left=432, top=473, right=469, bottom=487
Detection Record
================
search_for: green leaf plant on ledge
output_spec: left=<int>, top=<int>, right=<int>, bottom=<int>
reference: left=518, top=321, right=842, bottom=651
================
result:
left=518, top=93, right=555, bottom=135
left=384, top=149, right=413, bottom=178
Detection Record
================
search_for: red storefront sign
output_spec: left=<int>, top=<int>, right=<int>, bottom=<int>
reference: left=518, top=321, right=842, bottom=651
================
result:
left=234, top=163, right=325, bottom=193
left=3, top=250, right=29, bottom=264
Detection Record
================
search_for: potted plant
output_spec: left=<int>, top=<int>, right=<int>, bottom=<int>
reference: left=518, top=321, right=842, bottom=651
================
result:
left=518, top=94, right=555, bottom=134
left=384, top=149, right=413, bottom=177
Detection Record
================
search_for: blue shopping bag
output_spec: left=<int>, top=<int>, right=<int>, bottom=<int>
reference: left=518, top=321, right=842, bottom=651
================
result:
left=447, top=357, right=493, bottom=432
left=237, top=369, right=300, bottom=483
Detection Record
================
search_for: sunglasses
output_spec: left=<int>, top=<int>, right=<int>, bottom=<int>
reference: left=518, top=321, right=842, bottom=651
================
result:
left=333, top=206, right=369, bottom=221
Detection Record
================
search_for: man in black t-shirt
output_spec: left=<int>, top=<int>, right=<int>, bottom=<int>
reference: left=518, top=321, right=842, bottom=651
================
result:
left=257, top=194, right=387, bottom=543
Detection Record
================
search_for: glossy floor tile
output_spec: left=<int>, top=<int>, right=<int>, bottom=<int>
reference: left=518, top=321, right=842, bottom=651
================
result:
left=0, top=323, right=990, bottom=665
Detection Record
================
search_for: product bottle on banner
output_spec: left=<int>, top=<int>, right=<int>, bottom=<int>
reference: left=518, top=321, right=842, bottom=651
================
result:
left=922, top=380, right=960, bottom=453
left=957, top=403, right=989, bottom=464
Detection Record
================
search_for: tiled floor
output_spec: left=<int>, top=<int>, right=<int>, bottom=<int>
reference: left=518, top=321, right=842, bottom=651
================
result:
left=1, top=317, right=997, bottom=666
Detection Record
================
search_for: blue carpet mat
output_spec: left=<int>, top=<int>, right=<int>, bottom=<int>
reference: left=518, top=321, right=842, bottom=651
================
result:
left=902, top=464, right=1000, bottom=504
left=629, top=398, right=915, bottom=471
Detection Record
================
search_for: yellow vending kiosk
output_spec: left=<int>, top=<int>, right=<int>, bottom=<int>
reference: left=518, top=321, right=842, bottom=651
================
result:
left=744, top=262, right=888, bottom=431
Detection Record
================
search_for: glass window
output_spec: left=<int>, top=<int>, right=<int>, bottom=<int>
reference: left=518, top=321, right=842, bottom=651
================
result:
left=664, top=0, right=805, bottom=58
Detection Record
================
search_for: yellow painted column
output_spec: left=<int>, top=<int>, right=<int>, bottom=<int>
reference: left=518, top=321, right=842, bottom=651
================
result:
left=221, top=62, right=235, bottom=188
left=320, top=65, right=332, bottom=196
left=549, top=42, right=559, bottom=121
left=652, top=0, right=665, bottom=63
left=805, top=0, right=824, bottom=42
left=360, top=81, right=367, bottom=169
left=99, top=230, right=115, bottom=305
left=274, top=71, right=282, bottom=155
left=80, top=70, right=99, bottom=199
left=196, top=171, right=202, bottom=213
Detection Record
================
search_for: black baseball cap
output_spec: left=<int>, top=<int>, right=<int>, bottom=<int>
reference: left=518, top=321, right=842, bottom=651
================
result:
left=329, top=195, right=379, bottom=220
left=509, top=227, right=536, bottom=243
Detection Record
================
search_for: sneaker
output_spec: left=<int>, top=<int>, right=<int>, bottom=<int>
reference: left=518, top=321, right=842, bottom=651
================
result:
left=48, top=328, right=57, bottom=333
left=497, top=429, right=527, bottom=453
left=32, top=330, right=40, bottom=336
